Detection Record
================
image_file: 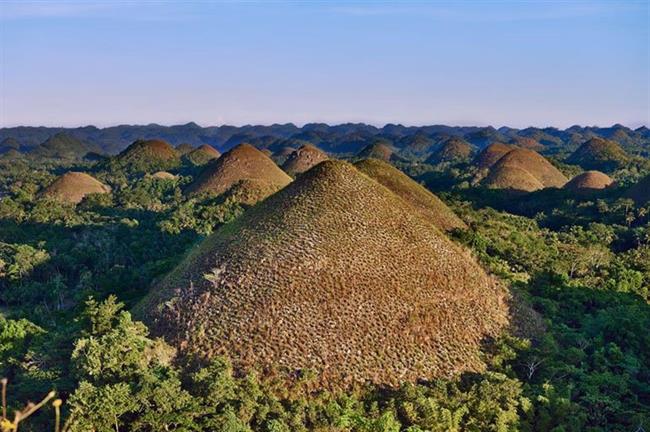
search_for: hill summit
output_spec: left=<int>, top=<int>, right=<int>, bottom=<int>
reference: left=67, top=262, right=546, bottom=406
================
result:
left=281, top=144, right=328, bottom=176
left=567, top=137, right=629, bottom=171
left=473, top=142, right=513, bottom=169
left=184, top=144, right=221, bottom=166
left=356, top=142, right=395, bottom=161
left=483, top=148, right=568, bottom=192
left=41, top=172, right=111, bottom=204
left=185, top=143, right=291, bottom=198
left=139, top=160, right=511, bottom=389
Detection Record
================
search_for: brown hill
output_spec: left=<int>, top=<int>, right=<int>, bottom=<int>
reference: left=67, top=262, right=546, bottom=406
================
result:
left=281, top=144, right=329, bottom=176
left=184, top=144, right=221, bottom=166
left=138, top=160, right=512, bottom=389
left=483, top=148, right=568, bottom=192
left=567, top=137, right=629, bottom=171
left=357, top=142, right=394, bottom=161
left=41, top=172, right=111, bottom=204
left=625, top=175, right=650, bottom=204
left=185, top=143, right=291, bottom=197
left=150, top=171, right=178, bottom=180
left=510, top=136, right=544, bottom=151
left=354, top=158, right=467, bottom=232
left=426, top=137, right=473, bottom=164
left=474, top=142, right=513, bottom=169
left=564, top=171, right=613, bottom=192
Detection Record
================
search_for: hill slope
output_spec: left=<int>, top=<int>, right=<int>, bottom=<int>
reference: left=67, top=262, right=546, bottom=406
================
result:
left=567, top=137, right=629, bottom=171
left=625, top=175, right=650, bottom=204
left=281, top=144, right=328, bottom=176
left=185, top=143, right=291, bottom=197
left=354, top=158, right=467, bottom=232
left=483, top=148, right=568, bottom=192
left=357, top=142, right=395, bottom=161
left=41, top=172, right=111, bottom=204
left=184, top=144, right=221, bottom=166
left=31, top=133, right=99, bottom=160
left=139, top=160, right=511, bottom=389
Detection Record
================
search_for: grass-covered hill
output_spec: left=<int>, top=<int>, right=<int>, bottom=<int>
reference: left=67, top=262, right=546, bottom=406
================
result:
left=564, top=170, right=614, bottom=192
left=30, top=132, right=101, bottom=160
left=183, top=144, right=221, bottom=166
left=185, top=143, right=291, bottom=198
left=280, top=144, right=328, bottom=176
left=474, top=142, right=514, bottom=169
left=567, top=137, right=630, bottom=171
left=40, top=171, right=111, bottom=204
left=139, top=160, right=517, bottom=389
left=425, top=137, right=474, bottom=164
left=105, top=138, right=181, bottom=174
left=483, top=148, right=568, bottom=192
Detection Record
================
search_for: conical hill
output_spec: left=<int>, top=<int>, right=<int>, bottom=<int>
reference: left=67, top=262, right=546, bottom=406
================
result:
left=139, top=160, right=511, bottom=389
left=185, top=143, right=291, bottom=197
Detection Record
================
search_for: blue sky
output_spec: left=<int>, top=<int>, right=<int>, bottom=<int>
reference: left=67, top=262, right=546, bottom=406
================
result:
left=0, top=1, right=648, bottom=128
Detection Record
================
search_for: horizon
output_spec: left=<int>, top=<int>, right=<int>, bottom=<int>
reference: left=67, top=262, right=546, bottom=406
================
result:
left=1, top=0, right=649, bottom=128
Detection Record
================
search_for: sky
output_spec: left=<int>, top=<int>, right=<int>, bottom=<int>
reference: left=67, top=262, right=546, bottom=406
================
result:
left=0, top=0, right=648, bottom=128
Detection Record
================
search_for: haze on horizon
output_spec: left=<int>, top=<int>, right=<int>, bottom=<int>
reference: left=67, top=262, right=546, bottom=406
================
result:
left=0, top=0, right=648, bottom=129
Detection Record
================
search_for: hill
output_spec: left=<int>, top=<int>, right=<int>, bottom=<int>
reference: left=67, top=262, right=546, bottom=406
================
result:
left=483, top=148, right=568, bottom=192
left=567, top=137, right=629, bottom=171
left=473, top=142, right=514, bottom=169
left=426, top=137, right=473, bottom=164
left=625, top=174, right=650, bottom=204
left=0, top=137, right=20, bottom=153
left=30, top=133, right=100, bottom=160
left=271, top=146, right=297, bottom=165
left=564, top=171, right=613, bottom=192
left=354, top=158, right=467, bottom=232
left=111, top=139, right=180, bottom=173
left=40, top=172, right=111, bottom=204
left=185, top=143, right=292, bottom=197
left=175, top=143, right=195, bottom=155
left=183, top=144, right=221, bottom=166
left=139, top=160, right=511, bottom=389
left=281, top=144, right=329, bottom=176
left=356, top=142, right=395, bottom=161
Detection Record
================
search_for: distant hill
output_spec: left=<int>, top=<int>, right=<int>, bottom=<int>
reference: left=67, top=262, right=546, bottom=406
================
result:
left=185, top=143, right=291, bottom=198
left=483, top=148, right=568, bottom=192
left=30, top=133, right=100, bottom=160
left=281, top=144, right=328, bottom=176
left=564, top=171, right=614, bottom=192
left=109, top=139, right=180, bottom=173
left=474, top=142, right=514, bottom=170
left=1, top=123, right=648, bottom=158
left=183, top=144, right=221, bottom=166
left=567, top=137, right=629, bottom=171
left=138, top=160, right=513, bottom=389
left=354, top=158, right=467, bottom=232
left=40, top=172, right=111, bottom=204
left=356, top=142, right=395, bottom=161
left=175, top=143, right=195, bottom=155
left=426, top=137, right=473, bottom=164
left=0, top=137, right=20, bottom=153
left=271, top=146, right=298, bottom=165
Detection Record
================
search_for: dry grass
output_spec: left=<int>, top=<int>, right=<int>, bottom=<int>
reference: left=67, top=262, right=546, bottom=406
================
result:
left=564, top=171, right=613, bottom=191
left=281, top=144, right=329, bottom=176
left=41, top=172, right=111, bottom=204
left=483, top=148, right=568, bottom=192
left=354, top=158, right=467, bottom=232
left=185, top=143, right=292, bottom=197
left=140, top=160, right=512, bottom=390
